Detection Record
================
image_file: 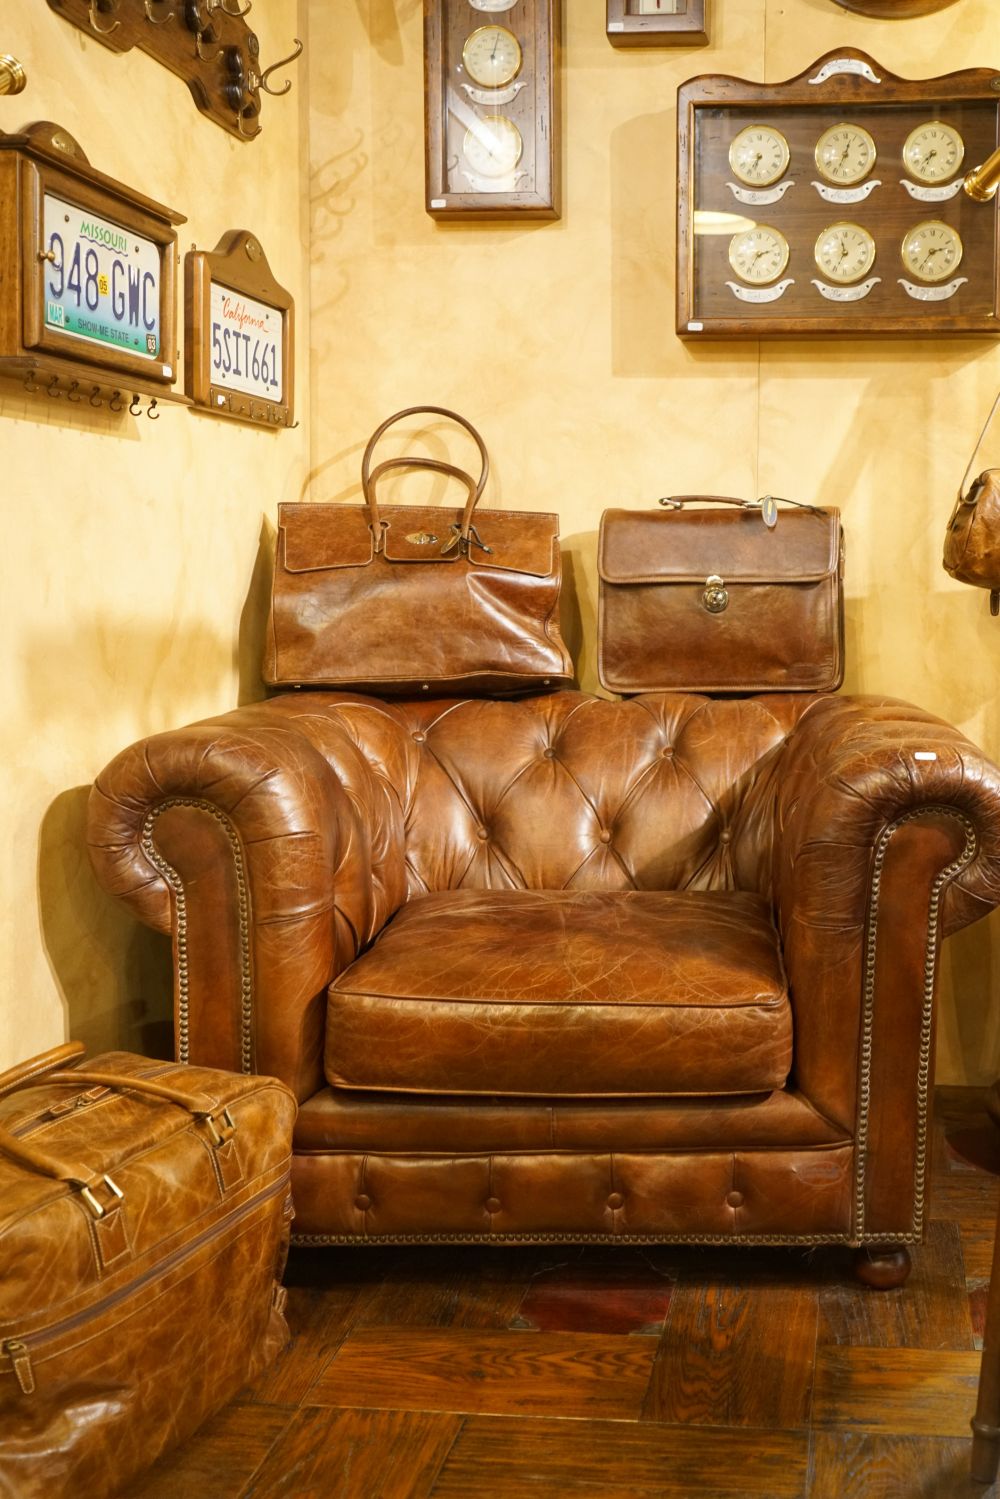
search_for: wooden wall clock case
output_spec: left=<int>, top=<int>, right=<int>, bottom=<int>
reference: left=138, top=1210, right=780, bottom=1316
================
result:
left=677, top=49, right=1000, bottom=338
left=424, top=0, right=559, bottom=220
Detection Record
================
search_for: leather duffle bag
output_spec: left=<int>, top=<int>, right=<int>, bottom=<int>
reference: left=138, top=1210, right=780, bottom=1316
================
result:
left=0, top=1044, right=296, bottom=1499
left=598, top=495, right=844, bottom=695
left=264, top=405, right=573, bottom=695
left=944, top=393, right=1000, bottom=615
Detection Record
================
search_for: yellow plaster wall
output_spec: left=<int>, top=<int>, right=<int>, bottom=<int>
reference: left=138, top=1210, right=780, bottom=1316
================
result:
left=310, top=0, right=1000, bottom=1083
left=0, top=2, right=311, bottom=1070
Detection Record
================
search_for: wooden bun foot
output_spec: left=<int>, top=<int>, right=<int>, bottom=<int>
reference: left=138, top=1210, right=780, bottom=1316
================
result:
left=853, top=1246, right=912, bottom=1289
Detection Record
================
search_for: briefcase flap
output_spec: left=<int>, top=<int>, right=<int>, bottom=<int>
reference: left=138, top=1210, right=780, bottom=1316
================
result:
left=598, top=506, right=841, bottom=585
left=279, top=504, right=559, bottom=577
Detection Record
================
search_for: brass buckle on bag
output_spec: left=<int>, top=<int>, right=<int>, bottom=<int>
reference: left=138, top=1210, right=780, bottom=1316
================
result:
left=79, top=1174, right=124, bottom=1220
left=702, top=575, right=729, bottom=613
left=202, top=1107, right=237, bottom=1148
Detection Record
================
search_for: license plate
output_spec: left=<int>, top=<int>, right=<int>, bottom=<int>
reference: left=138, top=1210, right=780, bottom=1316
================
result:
left=209, top=283, right=284, bottom=402
left=42, top=194, right=161, bottom=361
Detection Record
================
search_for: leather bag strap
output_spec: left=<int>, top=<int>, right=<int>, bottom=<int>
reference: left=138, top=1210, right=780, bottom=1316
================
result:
left=959, top=390, right=1000, bottom=501
left=365, top=457, right=480, bottom=550
left=362, top=406, right=489, bottom=505
left=0, top=1041, right=86, bottom=1100
left=658, top=494, right=825, bottom=516
left=0, top=1068, right=228, bottom=1208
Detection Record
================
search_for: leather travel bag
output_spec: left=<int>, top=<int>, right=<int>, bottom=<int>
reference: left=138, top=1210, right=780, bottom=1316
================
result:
left=0, top=1044, right=296, bottom=1499
left=264, top=405, right=573, bottom=695
left=598, top=495, right=844, bottom=695
left=943, top=392, right=1000, bottom=615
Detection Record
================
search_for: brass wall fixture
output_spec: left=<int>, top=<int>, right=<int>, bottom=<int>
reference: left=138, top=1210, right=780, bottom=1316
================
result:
left=0, top=56, right=27, bottom=95
left=45, top=0, right=303, bottom=140
left=964, top=142, right=1000, bottom=203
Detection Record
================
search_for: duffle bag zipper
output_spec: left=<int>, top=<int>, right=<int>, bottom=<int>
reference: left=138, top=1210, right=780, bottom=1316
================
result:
left=1, top=1170, right=290, bottom=1396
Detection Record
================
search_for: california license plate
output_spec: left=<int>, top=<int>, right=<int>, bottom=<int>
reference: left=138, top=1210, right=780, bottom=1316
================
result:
left=209, top=282, right=284, bottom=402
left=41, top=193, right=161, bottom=361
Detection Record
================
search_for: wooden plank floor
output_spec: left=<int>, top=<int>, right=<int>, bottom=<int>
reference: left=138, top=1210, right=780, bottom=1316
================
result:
left=124, top=1089, right=1000, bottom=1498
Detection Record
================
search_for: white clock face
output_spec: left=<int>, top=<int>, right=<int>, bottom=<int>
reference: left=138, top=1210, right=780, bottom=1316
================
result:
left=728, top=125, right=790, bottom=188
left=461, top=26, right=522, bottom=88
left=901, top=219, right=963, bottom=282
left=462, top=115, right=523, bottom=177
left=814, top=222, right=877, bottom=283
left=728, top=224, right=790, bottom=284
left=902, top=121, right=965, bottom=184
left=814, top=123, right=877, bottom=186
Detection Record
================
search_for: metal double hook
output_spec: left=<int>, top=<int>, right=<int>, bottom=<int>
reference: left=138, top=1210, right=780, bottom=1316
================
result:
left=88, top=0, right=121, bottom=36
left=258, top=38, right=303, bottom=97
left=143, top=0, right=174, bottom=24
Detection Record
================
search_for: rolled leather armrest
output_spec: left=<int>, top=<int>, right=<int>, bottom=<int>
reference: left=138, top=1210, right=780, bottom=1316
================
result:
left=87, top=700, right=408, bottom=1101
left=765, top=694, right=1000, bottom=1238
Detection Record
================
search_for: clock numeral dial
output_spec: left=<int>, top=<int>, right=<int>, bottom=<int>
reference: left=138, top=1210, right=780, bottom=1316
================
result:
left=814, top=123, right=877, bottom=186
left=461, top=25, right=522, bottom=89
left=902, top=121, right=965, bottom=184
left=814, top=222, right=877, bottom=284
left=462, top=114, right=523, bottom=177
left=728, top=125, right=791, bottom=188
left=727, top=225, right=791, bottom=285
left=900, top=219, right=964, bottom=283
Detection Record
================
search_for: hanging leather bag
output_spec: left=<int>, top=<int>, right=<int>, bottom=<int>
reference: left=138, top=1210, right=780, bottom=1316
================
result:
left=264, top=406, right=573, bottom=695
left=0, top=1043, right=296, bottom=1499
left=943, top=393, right=1000, bottom=615
left=598, top=495, right=844, bottom=695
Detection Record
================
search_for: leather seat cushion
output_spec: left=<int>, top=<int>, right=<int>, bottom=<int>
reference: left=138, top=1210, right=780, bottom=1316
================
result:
left=326, top=889, right=793, bottom=1099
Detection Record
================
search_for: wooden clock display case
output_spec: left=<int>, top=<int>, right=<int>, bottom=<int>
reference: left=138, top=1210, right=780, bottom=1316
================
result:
left=607, top=0, right=708, bottom=48
left=424, top=0, right=559, bottom=221
left=677, top=49, right=1000, bottom=338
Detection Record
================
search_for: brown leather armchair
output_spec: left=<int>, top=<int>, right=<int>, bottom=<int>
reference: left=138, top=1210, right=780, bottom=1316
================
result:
left=87, top=689, right=1000, bottom=1284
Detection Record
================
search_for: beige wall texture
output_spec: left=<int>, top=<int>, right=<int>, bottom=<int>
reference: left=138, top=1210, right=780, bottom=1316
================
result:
left=309, top=0, right=1000, bottom=1083
left=0, top=2, right=311, bottom=1070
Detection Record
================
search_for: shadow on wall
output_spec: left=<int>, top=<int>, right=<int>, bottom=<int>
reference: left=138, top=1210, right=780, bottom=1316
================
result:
left=37, top=788, right=172, bottom=1061
left=238, top=516, right=277, bottom=705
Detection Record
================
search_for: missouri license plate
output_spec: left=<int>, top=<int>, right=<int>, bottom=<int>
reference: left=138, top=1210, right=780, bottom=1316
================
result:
left=41, top=194, right=162, bottom=361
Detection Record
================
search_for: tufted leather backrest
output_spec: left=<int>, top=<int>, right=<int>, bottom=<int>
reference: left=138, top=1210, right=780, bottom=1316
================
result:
left=276, top=691, right=818, bottom=904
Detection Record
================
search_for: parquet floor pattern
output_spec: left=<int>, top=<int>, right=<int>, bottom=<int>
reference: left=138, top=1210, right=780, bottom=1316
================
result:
left=124, top=1090, right=1000, bottom=1498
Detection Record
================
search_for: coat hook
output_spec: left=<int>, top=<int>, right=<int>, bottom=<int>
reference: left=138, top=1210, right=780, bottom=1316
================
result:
left=89, top=0, right=122, bottom=36
left=219, top=0, right=252, bottom=15
left=144, top=0, right=174, bottom=23
left=66, top=380, right=81, bottom=403
left=129, top=393, right=142, bottom=416
left=109, top=390, right=124, bottom=412
left=46, top=375, right=61, bottom=398
left=89, top=386, right=103, bottom=407
left=195, top=29, right=223, bottom=62
left=236, top=107, right=261, bottom=139
left=147, top=398, right=160, bottom=419
left=259, top=38, right=303, bottom=97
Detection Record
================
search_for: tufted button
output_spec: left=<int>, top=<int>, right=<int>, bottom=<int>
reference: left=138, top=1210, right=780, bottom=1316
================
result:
left=719, top=829, right=731, bottom=845
left=543, top=748, right=556, bottom=760
left=477, top=827, right=489, bottom=842
left=599, top=830, right=612, bottom=844
left=355, top=1194, right=372, bottom=1211
left=607, top=1192, right=625, bottom=1210
left=661, top=745, right=674, bottom=759
left=412, top=731, right=426, bottom=744
left=485, top=1196, right=502, bottom=1214
left=726, top=1190, right=744, bottom=1209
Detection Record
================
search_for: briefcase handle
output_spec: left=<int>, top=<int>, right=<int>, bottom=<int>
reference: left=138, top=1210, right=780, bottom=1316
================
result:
left=659, top=494, right=825, bottom=515
left=362, top=406, right=489, bottom=504
left=366, top=456, right=490, bottom=557
left=0, top=1066, right=238, bottom=1218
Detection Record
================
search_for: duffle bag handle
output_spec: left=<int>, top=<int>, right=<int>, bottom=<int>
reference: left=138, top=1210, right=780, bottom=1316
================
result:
left=364, top=456, right=488, bottom=557
left=959, top=390, right=1000, bottom=503
left=362, top=406, right=489, bottom=507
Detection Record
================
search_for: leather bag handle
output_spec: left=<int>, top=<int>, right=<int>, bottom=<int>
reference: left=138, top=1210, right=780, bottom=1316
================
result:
left=365, top=457, right=481, bottom=552
left=0, top=1041, right=86, bottom=1100
left=658, top=494, right=824, bottom=514
left=0, top=1068, right=231, bottom=1212
left=361, top=406, right=489, bottom=507
left=959, top=390, right=1000, bottom=502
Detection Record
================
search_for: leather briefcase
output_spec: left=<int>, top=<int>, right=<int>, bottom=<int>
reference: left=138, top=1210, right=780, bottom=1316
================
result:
left=263, top=405, right=573, bottom=695
left=943, top=393, right=1000, bottom=615
left=0, top=1044, right=296, bottom=1499
left=598, top=496, right=844, bottom=695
